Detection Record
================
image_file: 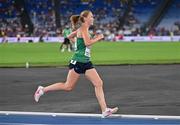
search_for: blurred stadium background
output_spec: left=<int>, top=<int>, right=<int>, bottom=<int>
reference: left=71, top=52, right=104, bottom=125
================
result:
left=1, top=1, right=180, bottom=123
left=0, top=0, right=180, bottom=67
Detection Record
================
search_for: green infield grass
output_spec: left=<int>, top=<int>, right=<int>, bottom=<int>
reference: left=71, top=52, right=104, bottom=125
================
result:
left=0, top=41, right=180, bottom=67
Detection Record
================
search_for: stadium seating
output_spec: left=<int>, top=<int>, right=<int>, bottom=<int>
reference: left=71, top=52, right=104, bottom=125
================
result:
left=0, top=0, right=17, bottom=18
left=158, top=0, right=180, bottom=30
left=0, top=0, right=179, bottom=38
left=132, top=0, right=163, bottom=27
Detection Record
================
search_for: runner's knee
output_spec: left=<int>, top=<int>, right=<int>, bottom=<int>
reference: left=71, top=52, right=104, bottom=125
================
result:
left=64, top=82, right=73, bottom=91
left=94, top=80, right=103, bottom=88
left=65, top=86, right=73, bottom=91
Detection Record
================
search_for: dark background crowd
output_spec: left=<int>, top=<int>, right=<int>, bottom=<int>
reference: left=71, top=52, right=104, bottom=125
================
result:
left=0, top=0, right=180, bottom=41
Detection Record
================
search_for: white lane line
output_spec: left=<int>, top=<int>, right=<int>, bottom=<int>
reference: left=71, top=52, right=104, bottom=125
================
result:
left=0, top=111, right=180, bottom=120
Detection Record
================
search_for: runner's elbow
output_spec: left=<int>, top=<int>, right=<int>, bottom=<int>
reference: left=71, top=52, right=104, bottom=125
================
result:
left=84, top=40, right=91, bottom=46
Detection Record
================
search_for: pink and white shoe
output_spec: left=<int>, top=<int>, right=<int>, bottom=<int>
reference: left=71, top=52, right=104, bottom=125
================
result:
left=34, top=86, right=44, bottom=102
left=102, top=107, right=118, bottom=118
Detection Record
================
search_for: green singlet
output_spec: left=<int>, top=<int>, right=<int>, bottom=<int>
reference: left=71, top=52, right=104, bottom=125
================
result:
left=71, top=38, right=91, bottom=63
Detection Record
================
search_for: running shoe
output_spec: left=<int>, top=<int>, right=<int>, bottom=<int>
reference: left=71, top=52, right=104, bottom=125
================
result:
left=102, top=107, right=118, bottom=118
left=34, top=86, right=44, bottom=102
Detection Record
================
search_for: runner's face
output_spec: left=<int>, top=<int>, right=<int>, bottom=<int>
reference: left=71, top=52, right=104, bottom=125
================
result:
left=86, top=12, right=94, bottom=26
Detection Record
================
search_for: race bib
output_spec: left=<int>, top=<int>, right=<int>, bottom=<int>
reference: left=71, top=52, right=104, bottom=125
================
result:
left=74, top=41, right=77, bottom=51
left=70, top=60, right=77, bottom=65
left=85, top=47, right=91, bottom=57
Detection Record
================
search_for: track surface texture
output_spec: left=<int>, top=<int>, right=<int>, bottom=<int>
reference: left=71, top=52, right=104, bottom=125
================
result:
left=0, top=65, right=180, bottom=115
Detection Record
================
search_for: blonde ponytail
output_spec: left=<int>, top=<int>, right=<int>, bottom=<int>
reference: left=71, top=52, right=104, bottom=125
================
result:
left=70, top=15, right=80, bottom=30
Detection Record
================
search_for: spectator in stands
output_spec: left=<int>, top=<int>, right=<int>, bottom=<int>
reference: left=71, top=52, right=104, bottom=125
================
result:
left=1, top=29, right=8, bottom=43
left=16, top=34, right=21, bottom=42
left=170, top=30, right=174, bottom=42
